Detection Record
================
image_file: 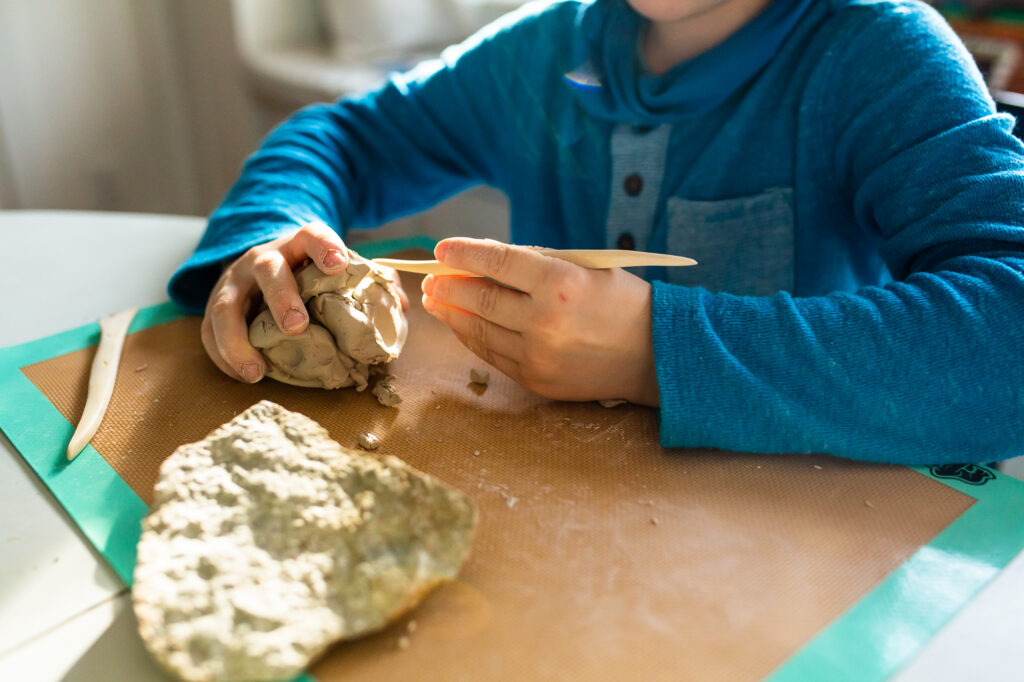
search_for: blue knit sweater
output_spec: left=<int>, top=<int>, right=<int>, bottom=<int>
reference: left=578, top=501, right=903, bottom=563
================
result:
left=169, top=0, right=1024, bottom=465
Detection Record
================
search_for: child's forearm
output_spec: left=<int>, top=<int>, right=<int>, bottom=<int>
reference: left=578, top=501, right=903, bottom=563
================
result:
left=169, top=31, right=513, bottom=312
left=652, top=257, right=1024, bottom=465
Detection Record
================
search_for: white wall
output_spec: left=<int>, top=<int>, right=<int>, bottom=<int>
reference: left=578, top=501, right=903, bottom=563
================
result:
left=0, top=0, right=187, bottom=212
left=163, top=1, right=265, bottom=213
left=0, top=0, right=509, bottom=229
left=0, top=0, right=262, bottom=215
left=0, top=113, right=17, bottom=209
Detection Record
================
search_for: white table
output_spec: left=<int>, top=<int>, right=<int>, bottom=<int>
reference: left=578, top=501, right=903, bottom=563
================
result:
left=0, top=210, right=1021, bottom=681
left=0, top=211, right=199, bottom=681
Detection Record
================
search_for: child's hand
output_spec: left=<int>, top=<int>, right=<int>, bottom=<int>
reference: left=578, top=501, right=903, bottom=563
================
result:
left=200, top=223, right=355, bottom=383
left=421, top=238, right=660, bottom=406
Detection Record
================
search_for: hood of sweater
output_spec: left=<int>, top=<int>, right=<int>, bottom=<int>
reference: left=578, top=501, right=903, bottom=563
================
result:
left=566, top=0, right=814, bottom=123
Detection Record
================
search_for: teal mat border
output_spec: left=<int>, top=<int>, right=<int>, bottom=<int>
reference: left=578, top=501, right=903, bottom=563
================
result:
left=0, top=302, right=186, bottom=584
left=1, top=235, right=1022, bottom=681
left=768, top=469, right=1024, bottom=681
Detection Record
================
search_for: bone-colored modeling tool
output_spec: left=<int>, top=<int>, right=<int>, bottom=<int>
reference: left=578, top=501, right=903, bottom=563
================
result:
left=67, top=306, right=138, bottom=460
left=374, top=248, right=697, bottom=276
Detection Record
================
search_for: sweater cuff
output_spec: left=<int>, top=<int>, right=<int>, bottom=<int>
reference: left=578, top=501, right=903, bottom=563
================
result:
left=651, top=281, right=707, bottom=448
left=167, top=223, right=313, bottom=314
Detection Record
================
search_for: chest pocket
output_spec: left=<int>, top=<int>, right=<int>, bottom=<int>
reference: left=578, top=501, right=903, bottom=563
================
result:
left=666, top=187, right=795, bottom=296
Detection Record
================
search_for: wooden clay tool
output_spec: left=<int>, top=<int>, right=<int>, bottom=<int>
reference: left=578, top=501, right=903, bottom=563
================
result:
left=374, top=248, right=697, bottom=277
left=67, top=306, right=138, bottom=460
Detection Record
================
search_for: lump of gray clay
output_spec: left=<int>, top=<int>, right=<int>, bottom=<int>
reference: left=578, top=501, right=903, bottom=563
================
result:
left=249, top=251, right=408, bottom=390
left=372, top=376, right=402, bottom=407
left=357, top=432, right=380, bottom=451
left=133, top=401, right=476, bottom=682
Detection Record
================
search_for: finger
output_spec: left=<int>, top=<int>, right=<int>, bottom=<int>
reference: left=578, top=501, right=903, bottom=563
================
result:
left=422, top=296, right=523, bottom=361
left=250, top=250, right=309, bottom=335
left=281, top=221, right=348, bottom=272
left=423, top=273, right=530, bottom=331
left=435, top=238, right=561, bottom=294
left=451, top=330, right=521, bottom=384
left=201, top=315, right=245, bottom=380
left=207, top=282, right=266, bottom=383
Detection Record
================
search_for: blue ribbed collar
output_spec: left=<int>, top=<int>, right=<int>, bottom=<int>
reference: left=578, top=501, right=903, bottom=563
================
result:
left=566, top=0, right=813, bottom=123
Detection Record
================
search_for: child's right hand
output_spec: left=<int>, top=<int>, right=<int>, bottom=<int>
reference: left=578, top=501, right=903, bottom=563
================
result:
left=200, top=222, right=350, bottom=383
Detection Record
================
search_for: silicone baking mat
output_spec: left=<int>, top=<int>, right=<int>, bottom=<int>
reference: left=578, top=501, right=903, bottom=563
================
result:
left=1, top=237, right=1023, bottom=682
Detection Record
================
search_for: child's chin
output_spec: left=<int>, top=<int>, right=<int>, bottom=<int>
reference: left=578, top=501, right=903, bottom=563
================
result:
left=626, top=0, right=732, bottom=25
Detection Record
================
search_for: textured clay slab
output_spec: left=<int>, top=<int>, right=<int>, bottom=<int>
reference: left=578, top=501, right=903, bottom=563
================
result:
left=132, top=400, right=476, bottom=682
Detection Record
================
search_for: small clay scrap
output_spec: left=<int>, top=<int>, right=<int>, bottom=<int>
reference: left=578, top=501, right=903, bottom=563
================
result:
left=469, top=368, right=490, bottom=386
left=357, top=432, right=380, bottom=451
left=372, top=376, right=402, bottom=407
left=133, top=401, right=476, bottom=682
left=598, top=399, right=628, bottom=408
left=248, top=251, right=408, bottom=390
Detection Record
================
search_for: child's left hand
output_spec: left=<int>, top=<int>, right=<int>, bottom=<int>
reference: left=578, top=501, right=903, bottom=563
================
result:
left=421, top=238, right=660, bottom=406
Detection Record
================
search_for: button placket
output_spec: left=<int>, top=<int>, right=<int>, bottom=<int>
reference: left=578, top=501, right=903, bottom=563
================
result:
left=605, top=123, right=672, bottom=261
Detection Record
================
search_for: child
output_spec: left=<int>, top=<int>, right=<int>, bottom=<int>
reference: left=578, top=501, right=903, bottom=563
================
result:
left=169, top=0, right=1024, bottom=465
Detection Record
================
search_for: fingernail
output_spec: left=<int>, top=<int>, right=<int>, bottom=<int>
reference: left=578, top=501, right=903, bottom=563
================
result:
left=435, top=242, right=449, bottom=262
left=240, top=362, right=263, bottom=383
left=422, top=295, right=436, bottom=314
left=282, top=308, right=306, bottom=332
left=422, top=275, right=435, bottom=295
left=323, top=250, right=346, bottom=269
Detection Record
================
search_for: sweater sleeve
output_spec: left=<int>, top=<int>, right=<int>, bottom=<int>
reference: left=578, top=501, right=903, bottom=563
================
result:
left=652, top=2, right=1024, bottom=464
left=166, top=5, right=555, bottom=312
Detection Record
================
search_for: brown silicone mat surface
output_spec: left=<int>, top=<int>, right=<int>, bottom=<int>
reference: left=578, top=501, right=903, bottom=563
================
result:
left=22, top=263, right=973, bottom=681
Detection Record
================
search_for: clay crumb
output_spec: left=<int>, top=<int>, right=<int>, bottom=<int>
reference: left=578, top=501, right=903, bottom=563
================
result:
left=473, top=450, right=481, bottom=456
left=134, top=363, right=149, bottom=372
left=599, top=399, right=627, bottom=408
left=813, top=465, right=823, bottom=470
left=397, top=635, right=410, bottom=650
left=357, top=433, right=380, bottom=451
left=372, top=378, right=402, bottom=407
left=406, top=620, right=418, bottom=634
left=650, top=517, right=660, bottom=526
left=469, top=368, right=490, bottom=385
left=500, top=491, right=519, bottom=509
left=864, top=500, right=875, bottom=509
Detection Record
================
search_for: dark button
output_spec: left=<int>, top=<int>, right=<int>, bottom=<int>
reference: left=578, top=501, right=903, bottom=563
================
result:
left=632, top=124, right=654, bottom=135
left=623, top=173, right=643, bottom=196
left=617, top=232, right=636, bottom=250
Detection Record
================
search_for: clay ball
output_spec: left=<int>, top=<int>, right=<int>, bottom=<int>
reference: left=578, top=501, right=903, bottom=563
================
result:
left=248, top=251, right=408, bottom=390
